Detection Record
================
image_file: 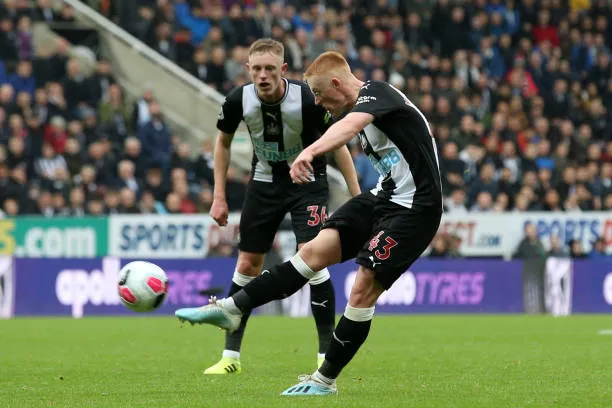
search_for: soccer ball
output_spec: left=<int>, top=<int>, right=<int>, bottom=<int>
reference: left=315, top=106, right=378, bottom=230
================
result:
left=118, top=261, right=169, bottom=312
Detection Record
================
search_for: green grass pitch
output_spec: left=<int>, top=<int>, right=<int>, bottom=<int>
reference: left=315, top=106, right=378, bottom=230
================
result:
left=2, top=315, right=612, bottom=407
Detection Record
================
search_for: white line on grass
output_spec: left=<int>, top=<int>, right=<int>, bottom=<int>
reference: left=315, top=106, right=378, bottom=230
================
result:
left=598, top=330, right=612, bottom=335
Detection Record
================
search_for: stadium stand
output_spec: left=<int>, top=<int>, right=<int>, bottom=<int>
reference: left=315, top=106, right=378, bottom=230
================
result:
left=0, top=0, right=611, bottom=257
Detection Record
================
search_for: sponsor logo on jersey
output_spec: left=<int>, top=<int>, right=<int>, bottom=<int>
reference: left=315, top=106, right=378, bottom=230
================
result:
left=369, top=149, right=402, bottom=175
left=253, top=139, right=303, bottom=162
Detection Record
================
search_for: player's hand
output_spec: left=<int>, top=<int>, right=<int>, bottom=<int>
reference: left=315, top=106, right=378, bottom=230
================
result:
left=210, top=198, right=229, bottom=226
left=290, top=150, right=315, bottom=184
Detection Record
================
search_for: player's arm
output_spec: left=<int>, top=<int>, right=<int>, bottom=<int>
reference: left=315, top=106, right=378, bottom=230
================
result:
left=210, top=87, right=243, bottom=225
left=212, top=130, right=234, bottom=202
left=332, top=145, right=361, bottom=197
left=308, top=112, right=374, bottom=157
left=292, top=112, right=373, bottom=183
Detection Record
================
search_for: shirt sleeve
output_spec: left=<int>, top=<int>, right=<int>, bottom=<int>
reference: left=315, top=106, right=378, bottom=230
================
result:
left=350, top=81, right=402, bottom=119
left=216, top=87, right=243, bottom=134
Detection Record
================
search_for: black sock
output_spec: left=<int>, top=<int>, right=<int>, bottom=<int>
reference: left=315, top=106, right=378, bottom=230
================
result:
left=224, top=281, right=253, bottom=353
left=319, top=315, right=372, bottom=379
left=309, top=279, right=335, bottom=354
left=233, top=260, right=309, bottom=314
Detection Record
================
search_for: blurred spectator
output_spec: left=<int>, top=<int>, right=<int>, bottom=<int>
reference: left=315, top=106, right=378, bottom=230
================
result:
left=513, top=223, right=546, bottom=259
left=86, top=192, right=105, bottom=215
left=116, top=160, right=142, bottom=195
left=33, top=0, right=58, bottom=23
left=44, top=116, right=68, bottom=153
left=104, top=189, right=120, bottom=214
left=589, top=237, right=609, bottom=258
left=138, top=101, right=172, bottom=171
left=15, top=15, right=33, bottom=61
left=445, top=188, right=468, bottom=213
left=62, top=59, right=95, bottom=115
left=8, top=60, right=35, bottom=98
left=34, top=143, right=68, bottom=186
left=139, top=190, right=165, bottom=214
left=68, top=187, right=86, bottom=216
left=132, top=87, right=154, bottom=130
left=144, top=166, right=170, bottom=203
left=119, top=187, right=140, bottom=214
left=548, top=235, right=570, bottom=257
left=0, top=16, right=18, bottom=61
left=429, top=233, right=451, bottom=258
left=569, top=238, right=588, bottom=258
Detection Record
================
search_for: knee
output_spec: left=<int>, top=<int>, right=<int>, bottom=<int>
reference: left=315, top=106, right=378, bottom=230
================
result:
left=297, top=241, right=328, bottom=273
left=297, top=230, right=341, bottom=272
left=236, top=256, right=264, bottom=277
left=298, top=240, right=317, bottom=266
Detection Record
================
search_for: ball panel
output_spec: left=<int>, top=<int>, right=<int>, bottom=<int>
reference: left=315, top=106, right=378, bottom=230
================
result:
left=146, top=276, right=166, bottom=294
left=118, top=286, right=136, bottom=304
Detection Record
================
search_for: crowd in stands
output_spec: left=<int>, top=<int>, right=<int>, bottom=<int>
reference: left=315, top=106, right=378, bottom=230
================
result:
left=104, top=0, right=612, bottom=213
left=0, top=0, right=249, bottom=217
left=1, top=0, right=611, bottom=257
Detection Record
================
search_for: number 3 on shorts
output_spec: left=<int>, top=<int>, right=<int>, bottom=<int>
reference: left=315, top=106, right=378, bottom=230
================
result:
left=368, top=230, right=398, bottom=260
left=306, top=205, right=328, bottom=227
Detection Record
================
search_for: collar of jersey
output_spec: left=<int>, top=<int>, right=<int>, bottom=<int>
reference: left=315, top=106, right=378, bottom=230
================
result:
left=256, top=78, right=290, bottom=106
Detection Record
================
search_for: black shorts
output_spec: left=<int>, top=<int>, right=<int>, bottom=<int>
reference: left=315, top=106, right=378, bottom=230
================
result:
left=239, top=178, right=329, bottom=253
left=323, top=192, right=441, bottom=290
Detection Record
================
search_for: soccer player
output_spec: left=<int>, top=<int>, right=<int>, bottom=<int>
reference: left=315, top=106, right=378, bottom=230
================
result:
left=201, top=39, right=361, bottom=375
left=176, top=50, right=442, bottom=395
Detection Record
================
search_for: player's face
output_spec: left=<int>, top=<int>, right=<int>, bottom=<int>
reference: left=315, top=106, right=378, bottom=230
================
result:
left=247, top=52, right=287, bottom=102
left=308, top=77, right=347, bottom=117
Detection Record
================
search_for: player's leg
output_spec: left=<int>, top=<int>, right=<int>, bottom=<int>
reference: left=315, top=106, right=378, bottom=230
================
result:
left=296, top=241, right=335, bottom=367
left=281, top=207, right=442, bottom=396
left=227, top=227, right=342, bottom=315
left=204, top=181, right=286, bottom=374
left=281, top=265, right=381, bottom=396
left=203, top=250, right=265, bottom=374
left=313, top=265, right=382, bottom=384
left=225, top=193, right=375, bottom=317
left=290, top=179, right=335, bottom=368
left=176, top=194, right=376, bottom=332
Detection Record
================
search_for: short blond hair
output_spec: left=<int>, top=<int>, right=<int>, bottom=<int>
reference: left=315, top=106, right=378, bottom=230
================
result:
left=304, top=51, right=351, bottom=80
left=248, top=38, right=284, bottom=58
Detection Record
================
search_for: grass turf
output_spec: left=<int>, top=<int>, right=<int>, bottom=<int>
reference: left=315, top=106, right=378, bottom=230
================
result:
left=1, top=315, right=611, bottom=407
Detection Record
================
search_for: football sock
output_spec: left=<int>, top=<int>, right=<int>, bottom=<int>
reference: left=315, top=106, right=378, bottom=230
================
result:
left=318, top=305, right=375, bottom=379
left=224, top=272, right=254, bottom=354
left=309, top=275, right=335, bottom=355
left=232, top=254, right=314, bottom=314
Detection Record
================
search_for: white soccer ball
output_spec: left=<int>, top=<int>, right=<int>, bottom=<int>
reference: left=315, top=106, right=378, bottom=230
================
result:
left=118, top=261, right=169, bottom=312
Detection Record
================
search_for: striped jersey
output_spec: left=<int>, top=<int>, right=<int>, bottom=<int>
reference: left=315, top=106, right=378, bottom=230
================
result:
left=352, top=81, right=443, bottom=211
left=217, top=78, right=330, bottom=183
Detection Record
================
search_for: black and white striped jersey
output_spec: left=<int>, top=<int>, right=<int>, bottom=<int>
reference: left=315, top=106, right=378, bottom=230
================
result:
left=217, top=78, right=330, bottom=183
left=352, top=81, right=443, bottom=211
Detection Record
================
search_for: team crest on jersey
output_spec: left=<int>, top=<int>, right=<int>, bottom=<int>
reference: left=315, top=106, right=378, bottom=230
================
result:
left=265, top=121, right=281, bottom=136
left=218, top=107, right=224, bottom=120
